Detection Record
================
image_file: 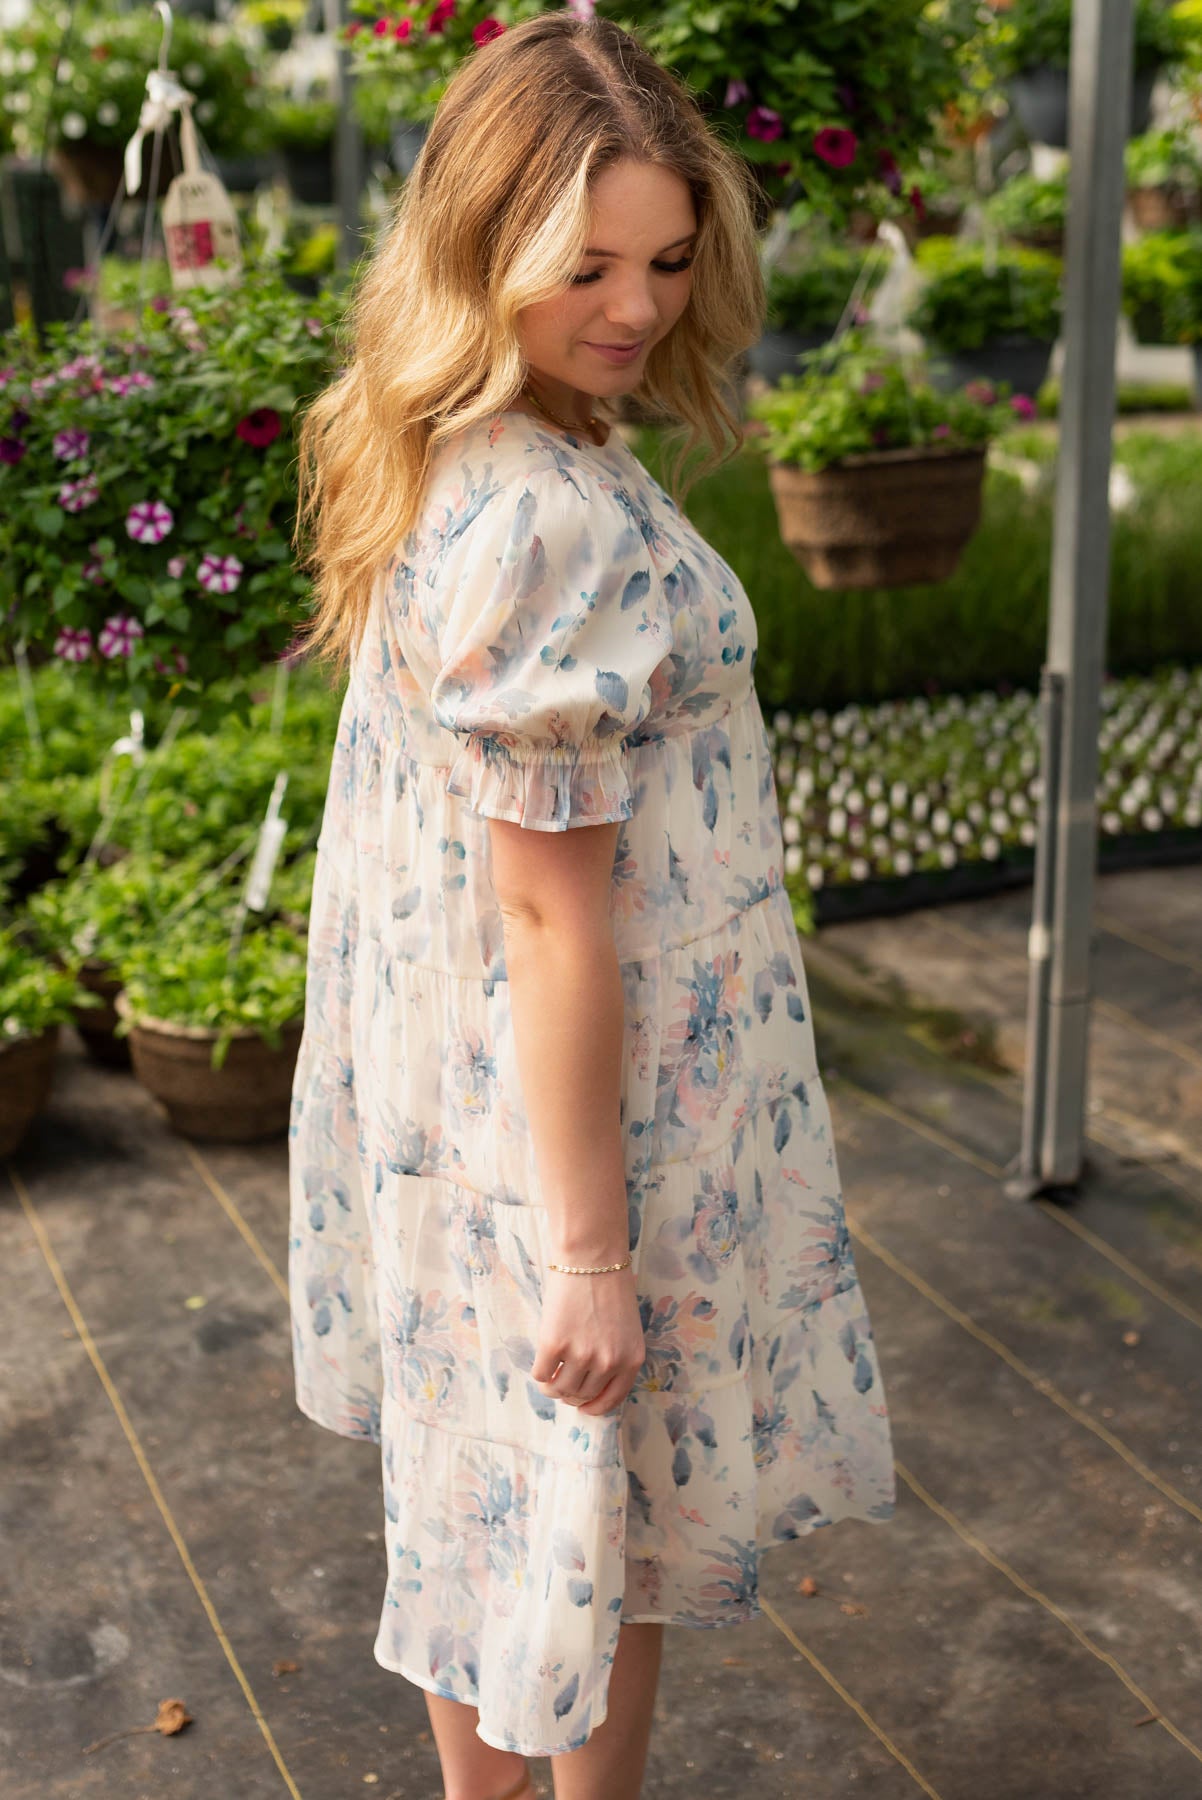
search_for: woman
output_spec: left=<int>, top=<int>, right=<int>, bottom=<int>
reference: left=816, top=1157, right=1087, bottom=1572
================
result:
left=287, top=13, right=895, bottom=1800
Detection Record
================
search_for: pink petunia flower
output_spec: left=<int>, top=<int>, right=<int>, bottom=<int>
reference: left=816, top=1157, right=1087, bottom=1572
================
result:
left=54, top=625, right=94, bottom=662
left=167, top=554, right=188, bottom=579
left=153, top=647, right=189, bottom=676
left=97, top=614, right=144, bottom=659
left=746, top=106, right=783, bottom=143
left=426, top=0, right=454, bottom=32
left=373, top=16, right=391, bottom=34
left=964, top=380, right=997, bottom=407
left=724, top=78, right=751, bottom=108
left=1010, top=393, right=1038, bottom=420
left=932, top=423, right=953, bottom=440
left=53, top=427, right=90, bottom=461
left=565, top=0, right=596, bottom=16
left=198, top=552, right=243, bottom=595
left=0, top=366, right=15, bottom=389
left=31, top=374, right=58, bottom=398
left=235, top=407, right=282, bottom=449
left=395, top=17, right=412, bottom=37
left=303, top=317, right=324, bottom=337
left=59, top=473, right=100, bottom=512
left=0, top=437, right=26, bottom=465
left=472, top=15, right=504, bottom=43
left=81, top=550, right=108, bottom=584
left=108, top=370, right=156, bottom=396
left=126, top=499, right=175, bottom=544
left=814, top=127, right=858, bottom=168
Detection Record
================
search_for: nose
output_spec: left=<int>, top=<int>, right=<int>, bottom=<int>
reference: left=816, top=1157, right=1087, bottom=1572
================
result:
left=597, top=271, right=660, bottom=337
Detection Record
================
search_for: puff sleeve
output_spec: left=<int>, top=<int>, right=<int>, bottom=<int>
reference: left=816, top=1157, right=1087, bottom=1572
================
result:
left=430, top=468, right=672, bottom=831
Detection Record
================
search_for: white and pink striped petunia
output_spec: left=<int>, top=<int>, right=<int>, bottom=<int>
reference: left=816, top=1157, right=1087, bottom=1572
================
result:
left=97, top=614, right=145, bottom=659
left=59, top=473, right=100, bottom=512
left=126, top=499, right=174, bottom=544
left=53, top=626, right=94, bottom=662
left=53, top=427, right=91, bottom=461
left=197, top=552, right=243, bottom=595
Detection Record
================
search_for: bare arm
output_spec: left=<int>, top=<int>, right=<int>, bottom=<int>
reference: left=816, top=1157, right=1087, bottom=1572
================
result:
left=487, top=814, right=644, bottom=1415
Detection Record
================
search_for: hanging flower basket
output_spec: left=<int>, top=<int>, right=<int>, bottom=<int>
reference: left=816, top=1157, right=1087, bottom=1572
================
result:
left=747, top=332, right=1005, bottom=592
left=73, top=958, right=130, bottom=1067
left=1009, top=65, right=1155, bottom=150
left=0, top=1026, right=60, bottom=1158
left=767, top=443, right=988, bottom=590
left=116, top=994, right=303, bottom=1141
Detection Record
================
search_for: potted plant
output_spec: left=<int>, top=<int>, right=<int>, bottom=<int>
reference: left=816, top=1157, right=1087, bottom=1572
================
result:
left=745, top=334, right=1009, bottom=589
left=982, top=170, right=1069, bottom=255
left=1126, top=130, right=1202, bottom=232
left=0, top=925, right=93, bottom=1156
left=1121, top=229, right=1202, bottom=402
left=0, top=6, right=266, bottom=207
left=263, top=94, right=338, bottom=206
left=909, top=237, right=1063, bottom=398
left=989, top=0, right=1196, bottom=148
left=0, top=268, right=344, bottom=703
left=751, top=244, right=886, bottom=384
left=116, top=920, right=308, bottom=1141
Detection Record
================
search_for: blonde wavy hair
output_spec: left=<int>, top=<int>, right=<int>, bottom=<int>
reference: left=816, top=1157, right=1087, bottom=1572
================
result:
left=293, top=10, right=767, bottom=671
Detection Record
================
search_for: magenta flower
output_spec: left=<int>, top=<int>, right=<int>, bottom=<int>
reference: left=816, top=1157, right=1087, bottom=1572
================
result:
left=0, top=366, right=14, bottom=388
left=724, top=78, right=751, bottom=108
left=126, top=499, right=174, bottom=544
left=932, top=423, right=953, bottom=440
left=746, top=106, right=783, bottom=143
left=964, top=380, right=997, bottom=407
left=814, top=127, right=858, bottom=168
left=53, top=427, right=90, bottom=461
left=59, top=473, right=100, bottom=512
left=909, top=185, right=926, bottom=223
left=54, top=625, right=94, bottom=662
left=232, top=504, right=258, bottom=541
left=1010, top=393, right=1038, bottom=420
left=153, top=647, right=189, bottom=676
left=167, top=554, right=188, bottom=579
left=31, top=374, right=58, bottom=399
left=394, top=15, right=412, bottom=36
left=0, top=437, right=26, bottom=465
left=108, top=371, right=156, bottom=396
left=81, top=552, right=108, bottom=585
left=426, top=0, right=454, bottom=33
left=98, top=614, right=145, bottom=659
left=473, top=15, right=504, bottom=42
left=198, top=552, right=244, bottom=595
left=235, top=407, right=282, bottom=449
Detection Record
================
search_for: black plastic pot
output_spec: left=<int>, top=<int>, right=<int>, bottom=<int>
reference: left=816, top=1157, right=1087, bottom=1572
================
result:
left=929, top=335, right=1056, bottom=403
left=281, top=146, right=334, bottom=206
left=213, top=153, right=276, bottom=194
left=1009, top=64, right=1155, bottom=149
left=748, top=329, right=833, bottom=386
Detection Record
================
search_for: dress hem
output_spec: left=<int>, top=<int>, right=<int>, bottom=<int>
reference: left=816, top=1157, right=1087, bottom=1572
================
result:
left=372, top=1645, right=611, bottom=1756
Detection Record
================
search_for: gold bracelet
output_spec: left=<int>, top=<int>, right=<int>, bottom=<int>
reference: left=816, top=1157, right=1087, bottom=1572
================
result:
left=547, top=1256, right=632, bottom=1275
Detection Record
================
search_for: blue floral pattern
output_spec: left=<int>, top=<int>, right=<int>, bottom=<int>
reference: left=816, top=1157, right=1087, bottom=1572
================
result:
left=288, top=409, right=895, bottom=1757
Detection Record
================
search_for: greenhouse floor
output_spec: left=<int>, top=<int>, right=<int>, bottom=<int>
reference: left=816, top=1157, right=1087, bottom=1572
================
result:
left=4, top=861, right=1202, bottom=1800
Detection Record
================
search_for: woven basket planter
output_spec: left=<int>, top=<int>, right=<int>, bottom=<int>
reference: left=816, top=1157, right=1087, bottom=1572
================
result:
left=116, top=994, right=303, bottom=1142
left=76, top=959, right=130, bottom=1068
left=767, top=444, right=988, bottom=590
left=0, top=1026, right=60, bottom=1158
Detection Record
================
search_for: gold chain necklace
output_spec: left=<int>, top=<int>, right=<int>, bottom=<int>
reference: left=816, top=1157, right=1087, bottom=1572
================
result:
left=520, top=382, right=606, bottom=445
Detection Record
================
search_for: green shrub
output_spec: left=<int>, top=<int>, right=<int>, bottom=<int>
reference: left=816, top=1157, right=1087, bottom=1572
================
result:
left=910, top=239, right=1063, bottom=353
left=1121, top=230, right=1202, bottom=344
left=982, top=172, right=1068, bottom=240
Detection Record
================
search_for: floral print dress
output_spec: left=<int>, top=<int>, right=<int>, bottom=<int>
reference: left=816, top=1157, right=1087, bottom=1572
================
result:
left=287, top=408, right=895, bottom=1758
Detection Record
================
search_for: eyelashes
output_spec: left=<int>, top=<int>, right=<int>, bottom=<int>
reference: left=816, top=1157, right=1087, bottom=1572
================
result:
left=569, top=257, right=695, bottom=287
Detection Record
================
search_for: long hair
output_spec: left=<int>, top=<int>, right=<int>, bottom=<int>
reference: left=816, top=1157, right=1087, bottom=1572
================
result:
left=293, top=11, right=767, bottom=671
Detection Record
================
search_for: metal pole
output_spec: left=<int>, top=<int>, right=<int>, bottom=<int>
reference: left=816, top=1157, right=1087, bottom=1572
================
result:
left=1007, top=0, right=1134, bottom=1198
left=323, top=0, right=364, bottom=272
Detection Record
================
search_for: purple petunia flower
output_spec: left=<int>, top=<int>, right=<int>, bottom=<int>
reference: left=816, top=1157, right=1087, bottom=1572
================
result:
left=197, top=552, right=243, bottom=595
left=97, top=614, right=145, bottom=659
left=724, top=78, right=751, bottom=108
left=59, top=473, right=100, bottom=512
left=54, top=625, right=94, bottom=662
left=747, top=106, right=784, bottom=143
left=53, top=427, right=90, bottom=461
left=126, top=500, right=174, bottom=544
left=0, top=437, right=27, bottom=465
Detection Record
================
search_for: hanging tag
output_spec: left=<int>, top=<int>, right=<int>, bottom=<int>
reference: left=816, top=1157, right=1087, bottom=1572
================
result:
left=245, top=772, right=290, bottom=913
left=111, top=708, right=146, bottom=766
left=163, top=105, right=243, bottom=293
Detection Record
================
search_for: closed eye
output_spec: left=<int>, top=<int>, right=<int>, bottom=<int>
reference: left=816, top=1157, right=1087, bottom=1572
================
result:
left=570, top=257, right=694, bottom=287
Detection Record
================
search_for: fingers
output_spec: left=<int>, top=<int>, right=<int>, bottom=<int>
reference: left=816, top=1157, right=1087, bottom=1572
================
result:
left=576, top=1374, right=635, bottom=1416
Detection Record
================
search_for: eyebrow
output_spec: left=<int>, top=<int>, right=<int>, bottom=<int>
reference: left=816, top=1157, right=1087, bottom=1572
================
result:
left=581, top=232, right=698, bottom=258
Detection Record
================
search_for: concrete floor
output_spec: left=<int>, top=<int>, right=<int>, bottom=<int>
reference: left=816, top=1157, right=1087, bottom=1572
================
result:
left=3, top=862, right=1201, bottom=1800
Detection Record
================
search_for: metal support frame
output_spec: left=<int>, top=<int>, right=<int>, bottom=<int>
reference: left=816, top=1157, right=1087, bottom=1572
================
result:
left=1005, top=0, right=1135, bottom=1201
left=322, top=0, right=365, bottom=272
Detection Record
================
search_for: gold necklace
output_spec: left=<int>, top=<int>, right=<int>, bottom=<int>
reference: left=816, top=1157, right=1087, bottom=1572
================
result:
left=520, top=382, right=606, bottom=445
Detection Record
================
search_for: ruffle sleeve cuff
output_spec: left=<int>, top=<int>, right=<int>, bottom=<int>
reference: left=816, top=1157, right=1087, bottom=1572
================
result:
left=445, top=731, right=634, bottom=833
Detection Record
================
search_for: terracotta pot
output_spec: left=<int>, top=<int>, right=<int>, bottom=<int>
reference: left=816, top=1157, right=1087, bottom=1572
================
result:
left=0, top=1026, right=60, bottom=1158
left=1128, top=186, right=1200, bottom=233
left=116, top=994, right=303, bottom=1142
left=767, top=444, right=988, bottom=590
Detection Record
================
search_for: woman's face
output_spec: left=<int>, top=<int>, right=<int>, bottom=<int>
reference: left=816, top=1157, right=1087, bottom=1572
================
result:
left=516, top=157, right=697, bottom=416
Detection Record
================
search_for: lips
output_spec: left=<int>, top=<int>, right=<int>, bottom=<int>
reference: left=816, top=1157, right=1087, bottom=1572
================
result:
left=586, top=340, right=644, bottom=351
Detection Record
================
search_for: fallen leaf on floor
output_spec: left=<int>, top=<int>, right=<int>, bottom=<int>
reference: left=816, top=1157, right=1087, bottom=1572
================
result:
left=82, top=1697, right=194, bottom=1755
left=1122, top=1330, right=1141, bottom=1347
left=720, top=1657, right=746, bottom=1666
left=797, top=1576, right=819, bottom=1597
left=839, top=1601, right=867, bottom=1616
left=1133, top=1712, right=1159, bottom=1728
left=273, top=1658, right=301, bottom=1676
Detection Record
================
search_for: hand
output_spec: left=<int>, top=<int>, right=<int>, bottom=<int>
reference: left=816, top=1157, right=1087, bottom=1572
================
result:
left=531, top=1264, right=645, bottom=1417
